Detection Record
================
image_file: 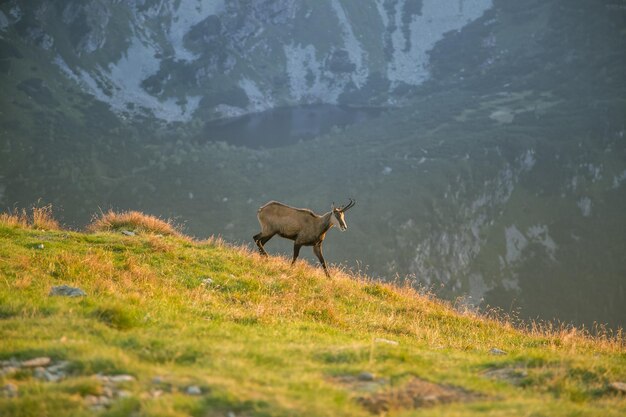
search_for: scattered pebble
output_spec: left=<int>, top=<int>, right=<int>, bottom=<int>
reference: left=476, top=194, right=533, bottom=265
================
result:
left=35, top=243, right=45, bottom=250
left=151, top=389, right=164, bottom=398
left=117, top=390, right=131, bottom=398
left=121, top=230, right=136, bottom=236
left=109, top=374, right=135, bottom=383
left=610, top=381, right=626, bottom=394
left=201, top=277, right=214, bottom=286
left=0, top=366, right=18, bottom=377
left=374, top=338, right=399, bottom=346
left=358, top=372, right=375, bottom=382
left=186, top=385, right=202, bottom=395
left=21, top=357, right=51, bottom=368
left=49, top=285, right=86, bottom=297
left=85, top=394, right=111, bottom=410
left=489, top=348, right=507, bottom=355
left=382, top=166, right=392, bottom=175
left=1, top=383, right=18, bottom=398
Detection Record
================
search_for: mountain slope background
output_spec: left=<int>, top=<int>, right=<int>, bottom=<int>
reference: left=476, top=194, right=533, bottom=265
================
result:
left=1, top=0, right=625, bottom=328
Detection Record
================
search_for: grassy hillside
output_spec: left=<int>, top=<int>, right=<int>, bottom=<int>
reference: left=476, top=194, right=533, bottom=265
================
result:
left=0, top=210, right=625, bottom=417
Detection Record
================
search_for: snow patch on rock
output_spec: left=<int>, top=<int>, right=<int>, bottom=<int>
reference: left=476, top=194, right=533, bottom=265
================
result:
left=505, top=225, right=528, bottom=264
left=239, top=77, right=274, bottom=113
left=0, top=11, right=9, bottom=31
left=490, top=108, right=515, bottom=123
left=380, top=0, right=492, bottom=86
left=167, top=0, right=225, bottom=61
left=613, top=170, right=626, bottom=188
left=527, top=224, right=557, bottom=260
left=329, top=0, right=368, bottom=88
left=577, top=197, right=592, bottom=217
left=519, top=149, right=536, bottom=171
left=55, top=35, right=200, bottom=122
left=284, top=43, right=344, bottom=103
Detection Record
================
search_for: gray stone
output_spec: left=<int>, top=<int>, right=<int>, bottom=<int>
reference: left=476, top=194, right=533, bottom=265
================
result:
left=610, top=381, right=626, bottom=393
left=186, top=385, right=202, bottom=395
left=1, top=383, right=18, bottom=398
left=117, top=390, right=131, bottom=398
left=489, top=348, right=507, bottom=355
left=121, top=230, right=136, bottom=236
left=49, top=285, right=86, bottom=297
left=21, top=357, right=51, bottom=368
left=109, top=374, right=135, bottom=383
left=201, top=277, right=214, bottom=286
left=47, top=361, right=69, bottom=373
left=0, top=366, right=18, bottom=377
left=358, top=372, right=375, bottom=381
left=36, top=243, right=44, bottom=249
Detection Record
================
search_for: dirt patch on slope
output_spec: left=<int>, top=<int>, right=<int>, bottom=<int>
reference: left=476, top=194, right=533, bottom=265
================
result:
left=332, top=375, right=479, bottom=414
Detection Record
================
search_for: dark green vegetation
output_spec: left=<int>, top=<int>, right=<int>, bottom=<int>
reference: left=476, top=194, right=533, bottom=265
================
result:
left=1, top=221, right=625, bottom=416
left=0, top=0, right=625, bottom=329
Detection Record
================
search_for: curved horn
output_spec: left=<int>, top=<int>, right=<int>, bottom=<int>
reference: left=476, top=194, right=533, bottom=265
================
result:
left=341, top=198, right=355, bottom=212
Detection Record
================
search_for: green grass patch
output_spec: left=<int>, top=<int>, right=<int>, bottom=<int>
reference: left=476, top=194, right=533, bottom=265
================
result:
left=0, top=226, right=624, bottom=416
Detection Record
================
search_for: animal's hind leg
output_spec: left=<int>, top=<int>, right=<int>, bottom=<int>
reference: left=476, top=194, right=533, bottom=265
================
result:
left=253, top=233, right=272, bottom=256
left=291, top=244, right=302, bottom=265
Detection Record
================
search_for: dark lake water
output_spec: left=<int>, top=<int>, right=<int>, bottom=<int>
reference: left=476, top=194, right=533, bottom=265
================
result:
left=202, top=104, right=384, bottom=149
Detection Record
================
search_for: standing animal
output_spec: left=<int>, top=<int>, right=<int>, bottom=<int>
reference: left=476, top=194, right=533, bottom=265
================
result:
left=253, top=199, right=355, bottom=277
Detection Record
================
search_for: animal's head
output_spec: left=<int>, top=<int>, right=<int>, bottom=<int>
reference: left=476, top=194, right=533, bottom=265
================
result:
left=330, top=199, right=355, bottom=231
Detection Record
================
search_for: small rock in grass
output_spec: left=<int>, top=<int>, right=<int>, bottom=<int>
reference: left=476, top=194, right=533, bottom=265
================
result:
left=121, top=230, right=136, bottom=236
left=102, top=386, right=114, bottom=398
left=186, top=385, right=202, bottom=395
left=85, top=394, right=111, bottom=409
left=0, top=366, right=18, bottom=377
left=49, top=285, right=86, bottom=297
left=227, top=412, right=236, bottom=417
left=201, top=277, right=214, bottom=286
left=1, top=383, right=18, bottom=398
left=109, top=374, right=135, bottom=383
left=21, top=357, right=51, bottom=368
left=489, top=348, right=507, bottom=356
left=47, top=361, right=69, bottom=373
left=358, top=372, right=376, bottom=382
left=0, top=358, right=20, bottom=367
left=35, top=243, right=45, bottom=250
left=117, top=390, right=131, bottom=398
left=610, top=381, right=626, bottom=394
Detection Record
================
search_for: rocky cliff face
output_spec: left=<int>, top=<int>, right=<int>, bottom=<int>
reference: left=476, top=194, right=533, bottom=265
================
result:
left=0, top=0, right=492, bottom=122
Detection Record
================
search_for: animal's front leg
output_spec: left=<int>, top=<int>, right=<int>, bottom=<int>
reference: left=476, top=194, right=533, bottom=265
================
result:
left=313, top=243, right=330, bottom=277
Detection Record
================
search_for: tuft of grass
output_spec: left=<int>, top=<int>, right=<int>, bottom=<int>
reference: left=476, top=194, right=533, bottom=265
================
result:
left=87, top=210, right=182, bottom=236
left=31, top=205, right=61, bottom=230
left=0, top=210, right=28, bottom=228
left=0, top=204, right=60, bottom=231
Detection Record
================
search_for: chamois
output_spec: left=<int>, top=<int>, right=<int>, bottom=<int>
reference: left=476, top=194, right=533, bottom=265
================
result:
left=253, top=199, right=355, bottom=277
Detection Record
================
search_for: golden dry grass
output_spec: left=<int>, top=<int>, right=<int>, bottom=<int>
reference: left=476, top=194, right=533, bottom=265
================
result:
left=87, top=209, right=182, bottom=236
left=0, top=205, right=60, bottom=230
left=1, top=220, right=625, bottom=417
